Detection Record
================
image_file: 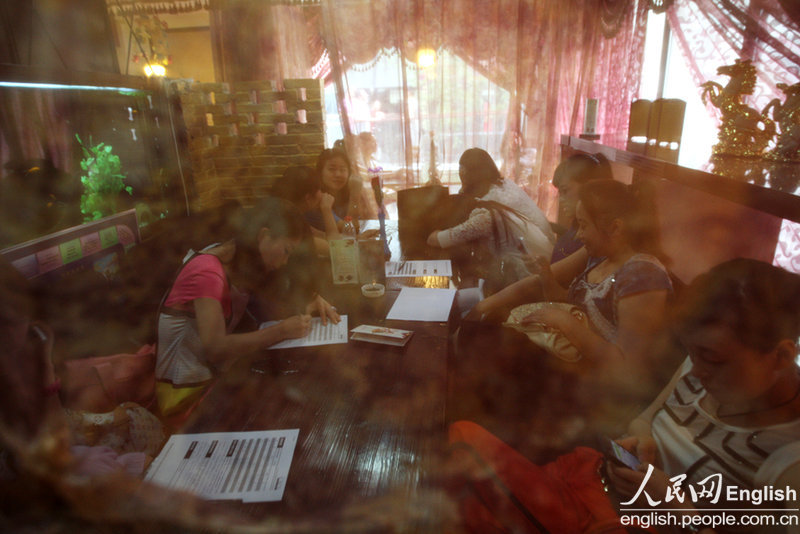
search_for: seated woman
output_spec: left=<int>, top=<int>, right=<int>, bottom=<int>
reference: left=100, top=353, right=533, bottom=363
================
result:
left=462, top=153, right=611, bottom=314
left=155, top=198, right=340, bottom=417
left=271, top=165, right=340, bottom=256
left=469, top=180, right=672, bottom=373
left=550, top=152, right=613, bottom=263
left=426, top=148, right=556, bottom=288
left=317, top=146, right=375, bottom=223
left=448, top=259, right=800, bottom=534
left=452, top=180, right=673, bottom=452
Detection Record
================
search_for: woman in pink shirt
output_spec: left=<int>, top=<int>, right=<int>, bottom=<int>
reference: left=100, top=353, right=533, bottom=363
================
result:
left=156, top=198, right=339, bottom=416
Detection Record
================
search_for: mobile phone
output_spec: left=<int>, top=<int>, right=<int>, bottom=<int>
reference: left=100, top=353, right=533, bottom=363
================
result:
left=603, top=437, right=641, bottom=470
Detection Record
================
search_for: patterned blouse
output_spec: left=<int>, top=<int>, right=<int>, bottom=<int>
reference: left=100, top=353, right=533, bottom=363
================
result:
left=568, top=253, right=672, bottom=342
left=436, top=180, right=555, bottom=261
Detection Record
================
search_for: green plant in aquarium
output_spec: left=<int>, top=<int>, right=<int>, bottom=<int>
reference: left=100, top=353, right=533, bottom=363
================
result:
left=76, top=134, right=133, bottom=221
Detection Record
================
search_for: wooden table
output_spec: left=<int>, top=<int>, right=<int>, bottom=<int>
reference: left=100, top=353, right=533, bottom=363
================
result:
left=181, top=284, right=455, bottom=532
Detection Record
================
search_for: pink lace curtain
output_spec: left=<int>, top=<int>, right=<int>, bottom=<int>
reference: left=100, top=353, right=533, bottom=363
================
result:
left=665, top=0, right=800, bottom=274
left=209, top=1, right=320, bottom=83
left=207, top=1, right=647, bottom=216
left=666, top=0, right=800, bottom=111
left=320, top=0, right=648, bottom=217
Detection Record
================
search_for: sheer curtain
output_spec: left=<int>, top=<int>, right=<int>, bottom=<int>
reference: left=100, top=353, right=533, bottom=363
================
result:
left=665, top=0, right=800, bottom=274
left=666, top=0, right=800, bottom=111
left=320, top=0, right=649, bottom=217
left=209, top=0, right=321, bottom=83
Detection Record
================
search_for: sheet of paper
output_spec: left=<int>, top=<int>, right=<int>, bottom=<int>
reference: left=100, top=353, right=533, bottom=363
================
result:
left=385, top=260, right=452, bottom=277
left=145, top=429, right=299, bottom=502
left=260, top=316, right=349, bottom=349
left=386, top=287, right=456, bottom=322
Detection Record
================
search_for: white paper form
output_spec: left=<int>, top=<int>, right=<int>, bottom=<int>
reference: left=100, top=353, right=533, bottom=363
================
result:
left=386, top=287, right=456, bottom=322
left=385, top=260, right=452, bottom=277
left=260, top=316, right=349, bottom=349
left=145, top=429, right=299, bottom=502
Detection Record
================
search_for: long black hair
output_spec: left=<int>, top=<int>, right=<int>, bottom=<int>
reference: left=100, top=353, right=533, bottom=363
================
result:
left=552, top=152, right=613, bottom=189
left=458, top=148, right=503, bottom=198
left=228, top=197, right=309, bottom=291
left=272, top=166, right=321, bottom=207
left=316, top=148, right=351, bottom=218
left=577, top=179, right=668, bottom=264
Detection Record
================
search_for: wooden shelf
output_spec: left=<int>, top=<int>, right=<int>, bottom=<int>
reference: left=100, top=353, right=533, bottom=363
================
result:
left=561, top=135, right=800, bottom=224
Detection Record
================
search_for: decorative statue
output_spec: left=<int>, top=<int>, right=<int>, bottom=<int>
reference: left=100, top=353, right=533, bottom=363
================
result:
left=700, top=59, right=775, bottom=157
left=764, top=81, right=800, bottom=162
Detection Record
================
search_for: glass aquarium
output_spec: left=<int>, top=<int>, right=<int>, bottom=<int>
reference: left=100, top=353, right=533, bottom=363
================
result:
left=0, top=72, right=189, bottom=250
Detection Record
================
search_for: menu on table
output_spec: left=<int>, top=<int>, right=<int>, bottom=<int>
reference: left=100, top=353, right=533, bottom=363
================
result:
left=385, top=260, right=452, bottom=277
left=145, top=429, right=299, bottom=502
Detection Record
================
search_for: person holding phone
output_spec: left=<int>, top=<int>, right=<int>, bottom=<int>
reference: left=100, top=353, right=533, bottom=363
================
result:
left=448, top=259, right=800, bottom=534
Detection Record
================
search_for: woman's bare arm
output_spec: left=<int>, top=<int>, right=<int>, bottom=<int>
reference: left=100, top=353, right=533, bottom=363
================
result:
left=466, top=275, right=542, bottom=320
left=319, top=193, right=341, bottom=239
left=533, top=289, right=669, bottom=363
left=312, top=236, right=330, bottom=257
left=548, top=247, right=589, bottom=288
left=467, top=247, right=590, bottom=320
left=194, top=298, right=310, bottom=370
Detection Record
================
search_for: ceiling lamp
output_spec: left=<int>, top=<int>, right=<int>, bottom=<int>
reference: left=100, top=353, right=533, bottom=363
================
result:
left=416, top=48, right=436, bottom=69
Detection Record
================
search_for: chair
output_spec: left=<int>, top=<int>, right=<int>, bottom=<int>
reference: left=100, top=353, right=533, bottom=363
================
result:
left=396, top=185, right=451, bottom=258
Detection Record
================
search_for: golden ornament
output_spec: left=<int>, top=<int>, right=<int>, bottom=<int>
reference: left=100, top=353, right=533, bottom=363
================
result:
left=701, top=60, right=775, bottom=158
left=764, top=81, right=800, bottom=162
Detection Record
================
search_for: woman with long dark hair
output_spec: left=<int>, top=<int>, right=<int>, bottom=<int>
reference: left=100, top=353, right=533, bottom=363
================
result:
left=155, top=197, right=339, bottom=416
left=426, top=148, right=555, bottom=286
left=316, top=147, right=354, bottom=221
left=271, top=165, right=340, bottom=256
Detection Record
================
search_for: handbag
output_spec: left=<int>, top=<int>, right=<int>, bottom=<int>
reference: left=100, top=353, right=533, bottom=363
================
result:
left=65, top=402, right=166, bottom=457
left=60, top=344, right=157, bottom=413
left=503, top=302, right=588, bottom=362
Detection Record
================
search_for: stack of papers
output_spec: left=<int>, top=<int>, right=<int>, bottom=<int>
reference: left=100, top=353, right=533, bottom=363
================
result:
left=145, top=429, right=299, bottom=502
left=385, top=260, right=452, bottom=277
left=384, top=260, right=452, bottom=289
